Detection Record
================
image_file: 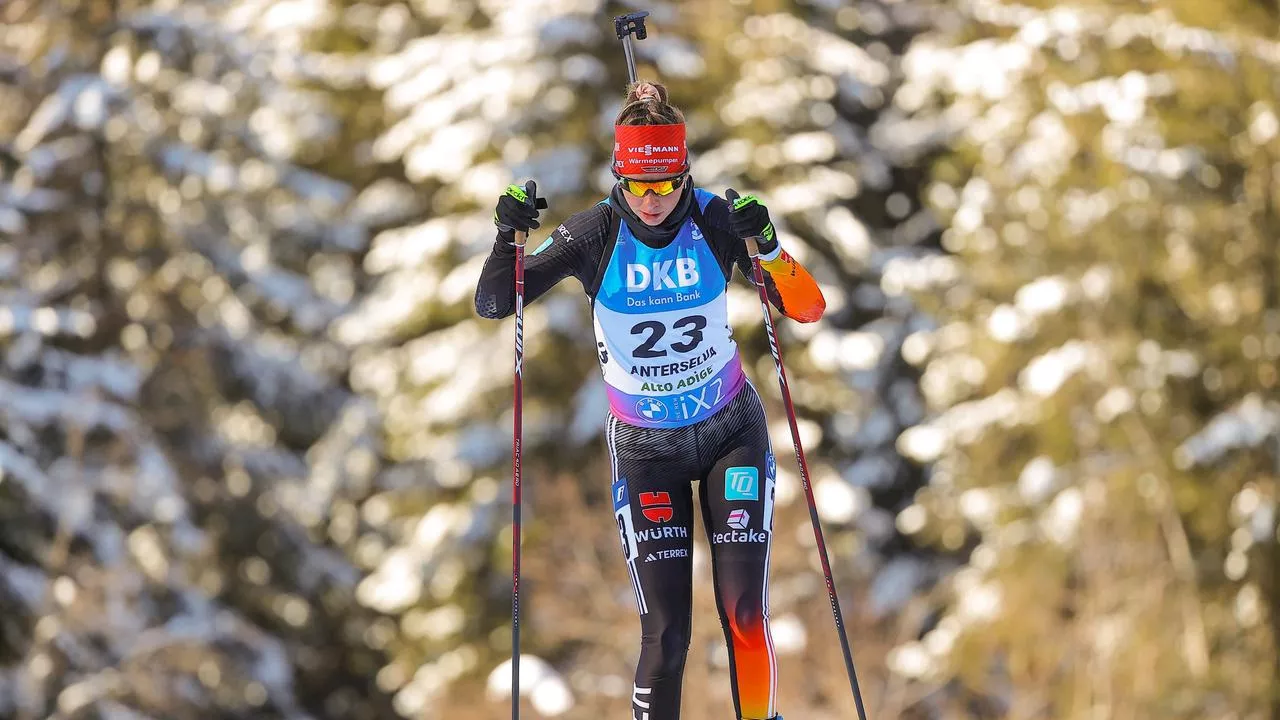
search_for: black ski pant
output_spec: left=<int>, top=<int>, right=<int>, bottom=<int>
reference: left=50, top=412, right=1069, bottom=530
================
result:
left=608, top=382, right=780, bottom=720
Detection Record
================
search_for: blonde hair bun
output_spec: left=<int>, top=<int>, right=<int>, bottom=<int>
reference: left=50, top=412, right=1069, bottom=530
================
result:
left=616, top=81, right=684, bottom=126
left=629, top=81, right=665, bottom=104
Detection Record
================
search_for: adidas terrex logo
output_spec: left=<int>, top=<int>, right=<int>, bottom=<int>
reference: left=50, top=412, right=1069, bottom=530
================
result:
left=645, top=548, right=689, bottom=562
left=644, top=144, right=681, bottom=155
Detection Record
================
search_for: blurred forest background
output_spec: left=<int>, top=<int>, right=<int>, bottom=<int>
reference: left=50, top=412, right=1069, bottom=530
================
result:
left=2, top=0, right=1278, bottom=718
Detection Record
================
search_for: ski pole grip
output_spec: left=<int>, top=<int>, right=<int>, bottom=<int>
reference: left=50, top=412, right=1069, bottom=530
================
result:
left=514, top=180, right=538, bottom=247
left=725, top=188, right=762, bottom=257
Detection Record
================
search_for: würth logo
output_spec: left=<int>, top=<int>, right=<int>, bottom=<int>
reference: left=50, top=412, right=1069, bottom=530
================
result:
left=639, top=491, right=673, bottom=523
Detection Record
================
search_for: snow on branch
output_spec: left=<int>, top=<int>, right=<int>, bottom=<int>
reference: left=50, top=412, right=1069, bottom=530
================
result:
left=1176, top=394, right=1280, bottom=469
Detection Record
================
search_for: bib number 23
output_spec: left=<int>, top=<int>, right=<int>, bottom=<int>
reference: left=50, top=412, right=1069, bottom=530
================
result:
left=631, top=315, right=706, bottom=358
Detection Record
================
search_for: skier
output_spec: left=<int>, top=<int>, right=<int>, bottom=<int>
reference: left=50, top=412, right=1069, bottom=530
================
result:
left=475, top=80, right=825, bottom=720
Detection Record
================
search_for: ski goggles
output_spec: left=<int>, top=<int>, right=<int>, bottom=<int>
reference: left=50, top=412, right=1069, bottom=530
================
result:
left=615, top=172, right=687, bottom=197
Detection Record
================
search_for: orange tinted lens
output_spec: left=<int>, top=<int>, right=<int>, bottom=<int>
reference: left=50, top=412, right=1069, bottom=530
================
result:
left=622, top=179, right=679, bottom=196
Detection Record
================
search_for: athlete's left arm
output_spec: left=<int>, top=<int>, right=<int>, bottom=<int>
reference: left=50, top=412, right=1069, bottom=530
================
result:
left=703, top=196, right=826, bottom=323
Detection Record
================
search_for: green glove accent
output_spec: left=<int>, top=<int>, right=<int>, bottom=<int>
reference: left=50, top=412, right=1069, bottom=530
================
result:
left=494, top=184, right=547, bottom=234
left=729, top=194, right=776, bottom=244
left=504, top=184, right=531, bottom=205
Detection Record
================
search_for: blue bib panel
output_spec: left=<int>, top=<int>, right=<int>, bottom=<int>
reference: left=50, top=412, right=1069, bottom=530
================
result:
left=592, top=189, right=745, bottom=428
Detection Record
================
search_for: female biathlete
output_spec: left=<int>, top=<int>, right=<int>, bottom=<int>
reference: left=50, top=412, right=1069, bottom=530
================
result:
left=475, top=80, right=825, bottom=720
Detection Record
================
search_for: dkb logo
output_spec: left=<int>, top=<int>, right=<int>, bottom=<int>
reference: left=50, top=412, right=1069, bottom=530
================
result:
left=626, top=258, right=699, bottom=291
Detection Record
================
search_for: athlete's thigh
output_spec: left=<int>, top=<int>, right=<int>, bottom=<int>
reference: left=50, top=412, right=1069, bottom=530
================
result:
left=700, top=420, right=776, bottom=564
left=607, top=416, right=700, bottom=615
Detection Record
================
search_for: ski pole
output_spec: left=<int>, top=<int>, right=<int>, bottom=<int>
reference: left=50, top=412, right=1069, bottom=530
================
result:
left=727, top=188, right=870, bottom=720
left=511, top=179, right=538, bottom=720
left=613, top=11, right=649, bottom=84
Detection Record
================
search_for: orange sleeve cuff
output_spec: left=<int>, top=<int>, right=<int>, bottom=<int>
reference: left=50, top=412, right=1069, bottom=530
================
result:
left=760, top=249, right=825, bottom=323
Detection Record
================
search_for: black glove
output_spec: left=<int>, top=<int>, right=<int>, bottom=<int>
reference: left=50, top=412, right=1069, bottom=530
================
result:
left=727, top=192, right=777, bottom=249
left=494, top=184, right=548, bottom=236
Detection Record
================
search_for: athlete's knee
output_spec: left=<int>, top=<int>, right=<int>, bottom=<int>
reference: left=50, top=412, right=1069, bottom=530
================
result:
left=656, top=621, right=692, bottom=674
left=640, top=622, right=692, bottom=677
left=723, top=593, right=769, bottom=646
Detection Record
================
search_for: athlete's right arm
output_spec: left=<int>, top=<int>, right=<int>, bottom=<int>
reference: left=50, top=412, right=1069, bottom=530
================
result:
left=473, top=202, right=610, bottom=319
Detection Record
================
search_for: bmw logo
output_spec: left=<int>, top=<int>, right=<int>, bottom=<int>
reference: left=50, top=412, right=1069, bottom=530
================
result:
left=635, top=397, right=668, bottom=422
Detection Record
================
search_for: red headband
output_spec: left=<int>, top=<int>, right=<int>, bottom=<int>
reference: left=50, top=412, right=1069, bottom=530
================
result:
left=613, top=123, right=688, bottom=177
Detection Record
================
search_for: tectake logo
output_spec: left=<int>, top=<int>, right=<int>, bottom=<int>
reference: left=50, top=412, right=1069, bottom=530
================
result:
left=712, top=528, right=767, bottom=544
left=713, top=510, right=767, bottom=544
left=639, top=491, right=674, bottom=523
left=626, top=258, right=699, bottom=291
left=724, top=467, right=759, bottom=502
